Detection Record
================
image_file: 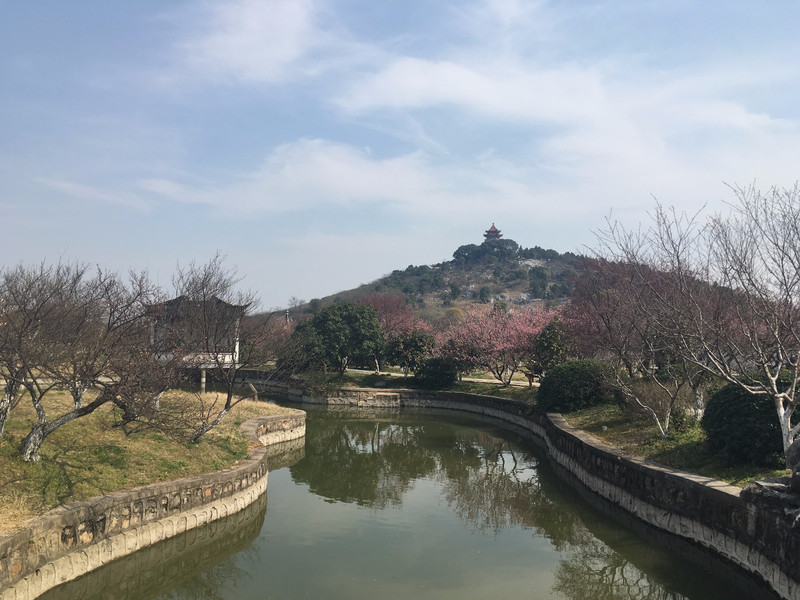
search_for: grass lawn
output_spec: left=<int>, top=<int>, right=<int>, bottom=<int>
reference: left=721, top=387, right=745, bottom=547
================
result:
left=318, top=370, right=537, bottom=403
left=2, top=372, right=785, bottom=534
left=562, top=402, right=789, bottom=487
left=0, top=389, right=288, bottom=534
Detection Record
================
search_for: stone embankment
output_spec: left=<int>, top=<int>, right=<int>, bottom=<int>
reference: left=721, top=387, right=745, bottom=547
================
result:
left=261, top=382, right=799, bottom=600
left=0, top=408, right=305, bottom=600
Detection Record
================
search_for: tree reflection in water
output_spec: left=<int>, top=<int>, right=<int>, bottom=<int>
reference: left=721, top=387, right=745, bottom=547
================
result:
left=39, top=408, right=780, bottom=600
left=554, top=529, right=688, bottom=600
left=292, top=408, right=777, bottom=600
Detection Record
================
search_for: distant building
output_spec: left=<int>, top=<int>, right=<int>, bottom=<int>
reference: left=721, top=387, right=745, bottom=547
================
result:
left=147, top=296, right=247, bottom=392
left=484, top=223, right=503, bottom=240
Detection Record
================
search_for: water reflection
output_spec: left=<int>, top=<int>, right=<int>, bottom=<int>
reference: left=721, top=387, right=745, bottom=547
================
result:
left=291, top=408, right=778, bottom=600
left=39, top=494, right=269, bottom=600
left=264, top=435, right=305, bottom=471
left=41, top=407, right=780, bottom=600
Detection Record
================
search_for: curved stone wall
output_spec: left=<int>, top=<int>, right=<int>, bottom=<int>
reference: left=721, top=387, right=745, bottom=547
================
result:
left=262, top=382, right=798, bottom=600
left=0, top=407, right=305, bottom=600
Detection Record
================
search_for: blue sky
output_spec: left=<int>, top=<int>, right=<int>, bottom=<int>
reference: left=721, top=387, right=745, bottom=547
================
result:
left=3, top=1, right=800, bottom=309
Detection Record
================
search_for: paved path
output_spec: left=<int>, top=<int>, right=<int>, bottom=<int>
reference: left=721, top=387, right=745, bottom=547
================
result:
left=348, top=368, right=536, bottom=388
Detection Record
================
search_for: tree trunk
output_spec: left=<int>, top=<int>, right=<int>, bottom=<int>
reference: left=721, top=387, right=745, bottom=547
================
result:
left=0, top=391, right=15, bottom=438
left=0, top=379, right=22, bottom=438
left=190, top=408, right=229, bottom=443
left=786, top=438, right=800, bottom=493
left=21, top=395, right=111, bottom=461
left=692, top=388, right=705, bottom=422
left=0, top=404, right=8, bottom=438
left=21, top=424, right=45, bottom=462
left=247, top=383, right=258, bottom=402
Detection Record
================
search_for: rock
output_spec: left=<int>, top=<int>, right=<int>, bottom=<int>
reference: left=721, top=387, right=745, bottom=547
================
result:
left=787, top=439, right=800, bottom=493
left=741, top=478, right=800, bottom=512
left=787, top=439, right=800, bottom=470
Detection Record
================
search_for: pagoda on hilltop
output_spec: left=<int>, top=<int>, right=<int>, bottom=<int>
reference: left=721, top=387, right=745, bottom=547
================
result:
left=484, top=223, right=503, bottom=240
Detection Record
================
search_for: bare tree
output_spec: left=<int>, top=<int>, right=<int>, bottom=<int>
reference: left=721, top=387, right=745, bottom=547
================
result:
left=0, top=262, right=175, bottom=461
left=0, top=262, right=76, bottom=439
left=597, top=185, right=800, bottom=482
left=567, top=258, right=707, bottom=438
left=166, top=253, right=275, bottom=442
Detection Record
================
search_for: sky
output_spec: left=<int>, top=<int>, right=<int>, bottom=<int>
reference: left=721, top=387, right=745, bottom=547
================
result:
left=3, top=1, right=800, bottom=310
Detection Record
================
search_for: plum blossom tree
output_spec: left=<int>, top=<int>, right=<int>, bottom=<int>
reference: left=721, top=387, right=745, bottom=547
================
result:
left=439, top=305, right=558, bottom=386
left=359, top=293, right=420, bottom=336
left=565, top=257, right=707, bottom=438
left=359, top=293, right=429, bottom=372
left=593, top=185, right=800, bottom=477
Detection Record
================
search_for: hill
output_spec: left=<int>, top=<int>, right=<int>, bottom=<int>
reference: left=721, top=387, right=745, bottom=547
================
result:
left=287, top=229, right=584, bottom=321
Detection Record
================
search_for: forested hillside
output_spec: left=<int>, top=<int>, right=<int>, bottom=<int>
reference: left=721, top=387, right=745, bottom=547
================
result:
left=290, top=234, right=584, bottom=320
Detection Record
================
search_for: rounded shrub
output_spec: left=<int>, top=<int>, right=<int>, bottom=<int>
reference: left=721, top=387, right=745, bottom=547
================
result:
left=701, top=384, right=783, bottom=466
left=536, top=359, right=621, bottom=413
left=414, top=357, right=458, bottom=389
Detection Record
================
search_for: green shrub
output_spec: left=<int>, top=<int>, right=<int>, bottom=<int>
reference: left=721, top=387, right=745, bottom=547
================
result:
left=414, top=357, right=458, bottom=389
left=668, top=404, right=693, bottom=434
left=701, top=384, right=783, bottom=466
left=537, top=360, right=621, bottom=413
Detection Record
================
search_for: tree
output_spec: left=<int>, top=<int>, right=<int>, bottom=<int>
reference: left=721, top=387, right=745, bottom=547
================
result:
left=529, top=267, right=549, bottom=298
left=519, top=316, right=570, bottom=387
left=359, top=292, right=423, bottom=335
left=0, top=263, right=171, bottom=461
left=292, top=302, right=384, bottom=374
left=565, top=257, right=707, bottom=438
left=385, top=328, right=434, bottom=378
left=439, top=306, right=557, bottom=386
left=0, top=262, right=81, bottom=445
left=167, top=253, right=274, bottom=442
left=597, top=185, right=800, bottom=480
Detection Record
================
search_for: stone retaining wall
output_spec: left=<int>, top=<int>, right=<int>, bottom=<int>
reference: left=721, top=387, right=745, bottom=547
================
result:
left=0, top=407, right=305, bottom=600
left=35, top=493, right=269, bottom=600
left=261, top=382, right=798, bottom=600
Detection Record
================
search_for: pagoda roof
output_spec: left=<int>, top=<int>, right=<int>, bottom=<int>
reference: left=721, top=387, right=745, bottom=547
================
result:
left=484, top=223, right=503, bottom=238
left=146, top=295, right=248, bottom=319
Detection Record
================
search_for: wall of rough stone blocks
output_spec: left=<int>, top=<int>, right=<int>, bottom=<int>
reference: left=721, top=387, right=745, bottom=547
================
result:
left=34, top=493, right=268, bottom=600
left=260, top=382, right=798, bottom=600
left=0, top=408, right=305, bottom=600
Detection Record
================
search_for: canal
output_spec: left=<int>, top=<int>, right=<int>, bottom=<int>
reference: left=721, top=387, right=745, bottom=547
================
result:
left=41, top=405, right=780, bottom=600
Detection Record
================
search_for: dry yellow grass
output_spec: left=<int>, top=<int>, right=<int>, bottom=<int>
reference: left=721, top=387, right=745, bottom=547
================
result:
left=0, top=389, right=290, bottom=534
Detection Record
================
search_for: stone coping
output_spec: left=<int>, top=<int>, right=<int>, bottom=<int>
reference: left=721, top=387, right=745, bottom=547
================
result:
left=0, top=407, right=305, bottom=599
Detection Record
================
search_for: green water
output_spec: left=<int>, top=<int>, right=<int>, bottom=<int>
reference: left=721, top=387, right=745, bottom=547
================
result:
left=42, top=406, right=780, bottom=600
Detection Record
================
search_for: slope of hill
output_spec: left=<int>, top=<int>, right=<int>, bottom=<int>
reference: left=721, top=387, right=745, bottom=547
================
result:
left=287, top=231, right=585, bottom=321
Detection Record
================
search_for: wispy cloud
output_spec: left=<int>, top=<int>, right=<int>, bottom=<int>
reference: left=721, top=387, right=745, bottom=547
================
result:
left=37, top=178, right=153, bottom=212
left=162, top=0, right=377, bottom=88
left=5, top=0, right=800, bottom=308
left=177, top=0, right=319, bottom=84
left=141, top=138, right=462, bottom=213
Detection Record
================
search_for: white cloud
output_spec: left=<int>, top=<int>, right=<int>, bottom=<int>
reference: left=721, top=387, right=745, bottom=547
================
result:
left=176, top=0, right=319, bottom=84
left=336, top=58, right=606, bottom=124
left=8, top=0, right=800, bottom=309
left=142, top=139, right=457, bottom=214
left=164, top=0, right=378, bottom=88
